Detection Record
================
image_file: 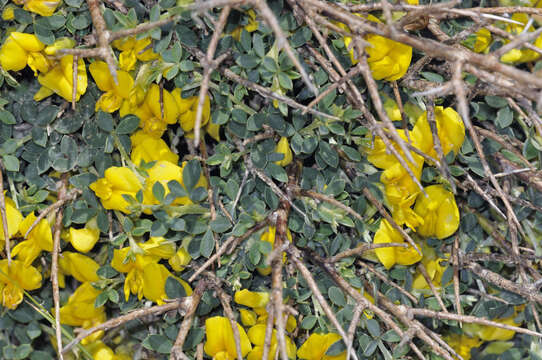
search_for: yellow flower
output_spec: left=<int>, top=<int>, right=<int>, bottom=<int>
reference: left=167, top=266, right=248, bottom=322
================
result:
left=341, top=15, right=412, bottom=80
left=373, top=219, right=422, bottom=270
left=35, top=55, right=88, bottom=102
left=0, top=196, right=23, bottom=247
left=58, top=251, right=100, bottom=288
left=130, top=130, right=179, bottom=166
left=386, top=192, right=424, bottom=230
left=86, top=341, right=132, bottom=360
left=90, top=60, right=134, bottom=113
left=168, top=247, right=192, bottom=272
left=138, top=236, right=176, bottom=259
left=274, top=137, right=293, bottom=166
left=413, top=185, right=460, bottom=239
left=204, top=316, right=252, bottom=360
left=247, top=324, right=296, bottom=360
left=412, top=250, right=448, bottom=291
left=240, top=309, right=258, bottom=327
left=0, top=259, right=42, bottom=310
left=2, top=6, right=15, bottom=20
left=297, top=333, right=346, bottom=360
left=133, top=84, right=179, bottom=137
left=235, top=289, right=270, bottom=308
left=443, top=333, right=483, bottom=360
left=112, top=37, right=159, bottom=71
left=411, top=106, right=465, bottom=158
left=12, top=212, right=53, bottom=266
left=59, top=282, right=107, bottom=344
left=12, top=0, right=61, bottom=16
left=44, top=37, right=76, bottom=56
left=172, top=89, right=211, bottom=133
left=380, top=155, right=424, bottom=205
left=111, top=242, right=191, bottom=304
left=89, top=167, right=143, bottom=214
left=258, top=226, right=291, bottom=276
left=0, top=32, right=47, bottom=74
left=66, top=227, right=100, bottom=253
left=231, top=9, right=259, bottom=41
left=473, top=28, right=492, bottom=53
left=501, top=14, right=542, bottom=63
left=465, top=310, right=522, bottom=342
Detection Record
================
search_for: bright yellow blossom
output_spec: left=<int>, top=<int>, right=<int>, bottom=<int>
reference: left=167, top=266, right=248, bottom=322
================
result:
left=35, top=55, right=87, bottom=102
left=231, top=9, right=259, bottom=41
left=247, top=324, right=296, bottom=360
left=2, top=6, right=15, bottom=20
left=12, top=0, right=61, bottom=16
left=501, top=13, right=542, bottom=63
left=413, top=185, right=460, bottom=239
left=341, top=15, right=412, bottom=80
left=44, top=37, right=76, bottom=56
left=0, top=259, right=42, bottom=310
left=443, top=333, right=483, bottom=360
left=258, top=226, right=291, bottom=276
left=133, top=84, right=179, bottom=137
left=58, top=251, right=100, bottom=288
left=0, top=32, right=48, bottom=74
left=380, top=156, right=423, bottom=205
left=112, top=37, right=159, bottom=71
left=465, top=312, right=521, bottom=341
left=172, top=89, right=211, bottom=133
left=66, top=226, right=100, bottom=253
left=0, top=196, right=22, bottom=248
left=412, top=249, right=449, bottom=291
left=12, top=212, right=53, bottom=266
left=412, top=106, right=465, bottom=158
left=240, top=309, right=258, bottom=327
left=59, top=282, right=107, bottom=344
left=89, top=167, right=143, bottom=214
left=90, top=61, right=134, bottom=113
left=111, top=241, right=191, bottom=304
left=168, top=247, right=192, bottom=272
left=86, top=341, right=132, bottom=360
left=297, top=333, right=346, bottom=360
left=235, top=289, right=270, bottom=308
left=204, top=316, right=252, bottom=360
left=373, top=219, right=422, bottom=269
left=275, top=137, right=293, bottom=166
left=130, top=130, right=179, bottom=166
left=473, top=28, right=492, bottom=53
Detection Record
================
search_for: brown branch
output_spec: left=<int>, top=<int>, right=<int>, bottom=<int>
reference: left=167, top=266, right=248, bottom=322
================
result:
left=417, top=262, right=447, bottom=313
left=300, top=189, right=363, bottom=222
left=214, top=285, right=244, bottom=360
left=63, top=298, right=192, bottom=353
left=357, top=260, right=418, bottom=303
left=272, top=208, right=289, bottom=360
left=0, top=160, right=12, bottom=265
left=329, top=242, right=408, bottom=263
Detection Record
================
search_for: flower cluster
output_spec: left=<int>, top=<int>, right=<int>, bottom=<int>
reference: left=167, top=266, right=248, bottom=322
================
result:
left=365, top=103, right=465, bottom=269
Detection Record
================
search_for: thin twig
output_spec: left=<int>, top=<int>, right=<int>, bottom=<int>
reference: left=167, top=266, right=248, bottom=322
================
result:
left=0, top=160, right=12, bottom=265
left=215, top=285, right=244, bottom=360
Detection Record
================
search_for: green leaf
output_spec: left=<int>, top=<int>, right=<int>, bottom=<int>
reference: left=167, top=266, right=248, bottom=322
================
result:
left=318, top=141, right=339, bottom=168
left=301, top=315, right=317, bottom=330
left=236, top=54, right=260, bottom=69
left=182, top=159, right=201, bottom=191
left=210, top=216, right=232, bottom=233
left=2, top=155, right=19, bottom=172
left=96, top=111, right=114, bottom=132
left=97, top=265, right=118, bottom=279
left=0, top=110, right=16, bottom=125
left=420, top=71, right=444, bottom=83
left=278, top=72, right=293, bottom=90
left=267, top=163, right=288, bottom=182
left=142, top=334, right=173, bottom=354
left=326, top=340, right=346, bottom=356
left=165, top=277, right=187, bottom=298
left=328, top=286, right=346, bottom=306
left=95, top=291, right=109, bottom=307
left=70, top=14, right=91, bottom=29
left=162, top=41, right=182, bottom=63
left=152, top=181, right=165, bottom=202
left=366, top=318, right=381, bottom=338
left=200, top=229, right=214, bottom=258
left=116, top=115, right=140, bottom=134
left=484, top=95, right=508, bottom=108
left=496, top=106, right=513, bottom=129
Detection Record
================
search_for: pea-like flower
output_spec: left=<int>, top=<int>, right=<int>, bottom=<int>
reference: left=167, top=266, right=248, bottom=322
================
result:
left=86, top=341, right=132, bottom=360
left=443, top=333, right=482, bottom=360
left=130, top=130, right=179, bottom=166
left=472, top=28, right=492, bottom=53
left=231, top=9, right=259, bottom=41
left=133, top=84, right=179, bottom=137
left=500, top=14, right=542, bottom=63
left=11, top=0, right=61, bottom=16
left=258, top=226, right=291, bottom=276
left=111, top=240, right=191, bottom=304
left=172, top=89, right=211, bottom=133
left=235, top=289, right=270, bottom=308
left=274, top=137, right=293, bottom=166
left=341, top=15, right=412, bottom=81
left=90, top=60, right=134, bottom=113
left=464, top=307, right=523, bottom=341
left=35, top=55, right=88, bottom=102
left=168, top=247, right=191, bottom=272
left=0, top=259, right=42, bottom=310
left=412, top=254, right=448, bottom=291
left=297, top=332, right=346, bottom=360
left=58, top=251, right=100, bottom=288
left=0, top=196, right=22, bottom=248
left=247, top=324, right=296, bottom=360
left=2, top=6, right=15, bottom=20
left=413, top=185, right=460, bottom=239
left=89, top=167, right=143, bottom=214
left=204, top=316, right=252, bottom=360
left=12, top=212, right=53, bottom=266
left=112, top=37, right=159, bottom=71
left=59, top=282, right=107, bottom=344
left=412, top=106, right=465, bottom=158
left=0, top=32, right=48, bottom=74
left=65, top=220, right=100, bottom=253
left=373, top=219, right=422, bottom=270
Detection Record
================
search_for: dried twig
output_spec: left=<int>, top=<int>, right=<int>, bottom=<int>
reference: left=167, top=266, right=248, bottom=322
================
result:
left=0, top=160, right=12, bottom=265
